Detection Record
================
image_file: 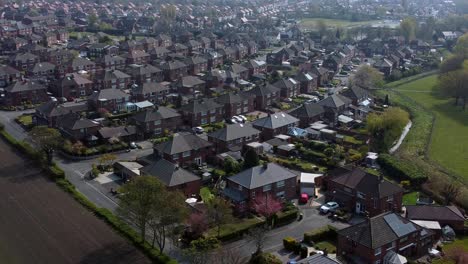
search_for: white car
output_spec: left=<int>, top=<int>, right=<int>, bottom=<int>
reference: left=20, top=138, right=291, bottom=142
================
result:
left=320, top=202, right=339, bottom=214
left=238, top=115, right=248, bottom=122
left=232, top=116, right=243, bottom=123
left=192, top=127, right=204, bottom=134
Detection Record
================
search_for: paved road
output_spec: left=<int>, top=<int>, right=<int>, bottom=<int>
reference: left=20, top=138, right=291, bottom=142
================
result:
left=0, top=109, right=34, bottom=141
left=223, top=206, right=349, bottom=261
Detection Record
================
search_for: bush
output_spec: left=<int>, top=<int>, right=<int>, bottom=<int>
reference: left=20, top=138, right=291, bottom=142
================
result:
left=274, top=208, right=298, bottom=227
left=400, top=180, right=411, bottom=189
left=283, top=237, right=299, bottom=251
left=216, top=220, right=265, bottom=242
left=378, top=154, right=428, bottom=186
left=303, top=225, right=338, bottom=244
left=300, top=245, right=308, bottom=258
left=249, top=252, right=282, bottom=264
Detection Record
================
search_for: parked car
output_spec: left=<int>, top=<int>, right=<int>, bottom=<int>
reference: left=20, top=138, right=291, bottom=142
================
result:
left=238, top=115, right=248, bottom=122
left=320, top=202, right=339, bottom=214
left=232, top=116, right=243, bottom=123
left=227, top=118, right=238, bottom=124
left=130, top=142, right=138, bottom=149
left=192, top=127, right=205, bottom=134
left=299, top=193, right=309, bottom=204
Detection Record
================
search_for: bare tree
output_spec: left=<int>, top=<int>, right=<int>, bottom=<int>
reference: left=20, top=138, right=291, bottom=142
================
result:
left=248, top=227, right=268, bottom=255
left=212, top=247, right=245, bottom=264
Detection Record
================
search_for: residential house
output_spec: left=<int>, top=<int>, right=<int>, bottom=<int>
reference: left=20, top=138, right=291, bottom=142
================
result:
left=179, top=98, right=224, bottom=127
left=98, top=126, right=137, bottom=143
left=9, top=52, right=40, bottom=70
left=69, top=57, right=97, bottom=74
left=246, top=84, right=281, bottom=110
left=215, top=92, right=254, bottom=118
left=170, top=43, right=189, bottom=56
left=160, top=60, right=188, bottom=81
left=34, top=100, right=88, bottom=127
left=228, top=63, right=249, bottom=80
left=141, top=159, right=201, bottom=197
left=252, top=112, right=299, bottom=140
left=101, top=55, right=126, bottom=70
left=88, top=43, right=119, bottom=58
left=224, top=163, right=298, bottom=203
left=88, top=88, right=131, bottom=112
left=97, top=69, right=131, bottom=90
left=56, top=113, right=100, bottom=142
left=125, top=50, right=150, bottom=65
left=242, top=60, right=266, bottom=78
left=126, top=64, right=163, bottom=84
left=205, top=51, right=224, bottom=69
left=0, top=65, right=21, bottom=87
left=1, top=80, right=48, bottom=106
left=337, top=212, right=434, bottom=264
left=273, top=78, right=300, bottom=98
left=208, top=123, right=261, bottom=152
left=311, top=67, right=332, bottom=86
left=373, top=58, right=393, bottom=76
left=51, top=73, right=93, bottom=99
left=176, top=76, right=206, bottom=95
left=294, top=72, right=317, bottom=94
left=405, top=205, right=466, bottom=232
left=317, top=94, right=352, bottom=123
left=341, top=86, right=369, bottom=105
left=153, top=132, right=213, bottom=166
left=28, top=62, right=56, bottom=80
left=184, top=56, right=208, bottom=75
left=132, top=82, right=170, bottom=104
left=155, top=34, right=172, bottom=47
left=324, top=167, right=403, bottom=216
left=130, top=106, right=181, bottom=138
left=289, top=103, right=325, bottom=128
left=148, top=47, right=171, bottom=60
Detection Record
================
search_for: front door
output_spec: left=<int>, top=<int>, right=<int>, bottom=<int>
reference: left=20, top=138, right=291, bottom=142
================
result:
left=355, top=202, right=361, bottom=214
left=194, top=157, right=202, bottom=166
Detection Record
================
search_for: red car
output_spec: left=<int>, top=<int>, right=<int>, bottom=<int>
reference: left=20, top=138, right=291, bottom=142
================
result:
left=299, top=193, right=309, bottom=204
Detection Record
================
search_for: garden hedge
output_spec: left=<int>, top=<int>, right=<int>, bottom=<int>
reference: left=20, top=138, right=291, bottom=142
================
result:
left=378, top=154, right=428, bottom=185
left=303, top=225, right=338, bottom=244
left=0, top=124, right=176, bottom=264
left=283, top=236, right=299, bottom=251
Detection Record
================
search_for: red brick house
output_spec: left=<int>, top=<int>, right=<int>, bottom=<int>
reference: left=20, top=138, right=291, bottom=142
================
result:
left=28, top=62, right=56, bottom=81
left=215, top=92, right=254, bottom=118
left=69, top=57, right=97, bottom=74
left=252, top=112, right=299, bottom=140
left=242, top=60, right=266, bottom=78
left=100, top=55, right=126, bottom=70
left=294, top=72, right=317, bottom=94
left=96, top=69, right=131, bottom=90
left=405, top=205, right=466, bottom=233
left=223, top=163, right=298, bottom=203
left=130, top=106, right=182, bottom=139
left=179, top=98, right=224, bottom=127
left=56, top=113, right=100, bottom=142
left=273, top=78, right=300, bottom=98
left=176, top=75, right=206, bottom=95
left=160, top=60, right=188, bottom=82
left=1, top=80, right=48, bottom=106
left=0, top=65, right=21, bottom=87
left=126, top=64, right=163, bottom=84
left=141, top=159, right=201, bottom=197
left=88, top=88, right=131, bottom=113
left=324, top=167, right=404, bottom=217
left=131, top=82, right=170, bottom=104
left=53, top=73, right=94, bottom=99
left=9, top=52, right=40, bottom=71
left=125, top=50, right=150, bottom=65
left=34, top=100, right=89, bottom=127
left=338, top=212, right=434, bottom=264
left=246, top=84, right=281, bottom=110
left=208, top=123, right=261, bottom=153
left=289, top=103, right=325, bottom=128
left=153, top=132, right=213, bottom=167
left=184, top=56, right=208, bottom=75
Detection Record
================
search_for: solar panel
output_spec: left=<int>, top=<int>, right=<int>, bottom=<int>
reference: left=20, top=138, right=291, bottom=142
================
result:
left=384, top=214, right=417, bottom=237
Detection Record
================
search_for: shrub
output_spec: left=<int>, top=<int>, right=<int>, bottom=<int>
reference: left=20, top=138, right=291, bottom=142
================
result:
left=303, top=225, right=338, bottom=244
left=249, top=252, right=282, bottom=264
left=283, top=236, right=298, bottom=251
left=300, top=245, right=308, bottom=258
left=400, top=180, right=411, bottom=189
left=378, top=154, right=428, bottom=185
left=274, top=208, right=298, bottom=227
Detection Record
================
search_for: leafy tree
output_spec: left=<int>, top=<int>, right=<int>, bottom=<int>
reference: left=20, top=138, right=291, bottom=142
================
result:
left=87, top=13, right=98, bottom=28
left=200, top=187, right=214, bottom=203
left=187, top=212, right=209, bottom=239
left=400, top=17, right=417, bottom=43
left=184, top=237, right=220, bottom=264
left=29, top=126, right=62, bottom=164
left=243, top=148, right=260, bottom=169
left=251, top=193, right=282, bottom=226
left=98, top=153, right=117, bottom=169
left=118, top=176, right=161, bottom=241
left=367, top=107, right=410, bottom=152
left=148, top=190, right=188, bottom=252
left=454, top=33, right=468, bottom=58
left=350, top=65, right=384, bottom=89
left=224, top=157, right=241, bottom=175
left=438, top=69, right=468, bottom=108
left=249, top=252, right=282, bottom=264
left=206, top=197, right=234, bottom=237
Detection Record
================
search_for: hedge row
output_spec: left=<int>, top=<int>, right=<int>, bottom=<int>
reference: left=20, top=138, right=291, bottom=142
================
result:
left=282, top=237, right=308, bottom=257
left=303, top=225, right=338, bottom=244
left=378, top=154, right=428, bottom=185
left=274, top=208, right=299, bottom=227
left=0, top=124, right=176, bottom=264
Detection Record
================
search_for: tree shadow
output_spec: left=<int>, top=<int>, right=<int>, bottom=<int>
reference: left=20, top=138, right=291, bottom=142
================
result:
left=79, top=242, right=150, bottom=264
left=432, top=100, right=468, bottom=127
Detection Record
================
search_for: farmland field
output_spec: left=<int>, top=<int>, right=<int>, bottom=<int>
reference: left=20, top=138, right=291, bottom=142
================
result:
left=393, top=75, right=468, bottom=180
left=0, top=139, right=150, bottom=264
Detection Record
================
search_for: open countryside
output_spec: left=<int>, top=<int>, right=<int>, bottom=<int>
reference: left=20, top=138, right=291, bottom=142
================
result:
left=394, top=75, right=468, bottom=180
left=299, top=18, right=398, bottom=30
left=0, top=139, right=150, bottom=264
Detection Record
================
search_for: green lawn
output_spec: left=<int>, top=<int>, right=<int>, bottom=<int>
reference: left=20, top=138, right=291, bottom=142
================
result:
left=17, top=115, right=32, bottom=126
left=432, top=236, right=468, bottom=264
left=314, top=241, right=337, bottom=253
left=403, top=191, right=419, bottom=205
left=393, top=75, right=468, bottom=179
left=299, top=18, right=380, bottom=29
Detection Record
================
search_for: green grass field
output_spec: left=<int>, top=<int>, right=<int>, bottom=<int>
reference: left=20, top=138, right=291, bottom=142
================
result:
left=402, top=191, right=418, bottom=205
left=393, top=75, right=468, bottom=179
left=299, top=18, right=380, bottom=30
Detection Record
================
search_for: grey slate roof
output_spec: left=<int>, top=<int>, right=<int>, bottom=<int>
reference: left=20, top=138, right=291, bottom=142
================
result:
left=341, top=86, right=368, bottom=101
left=180, top=76, right=205, bottom=87
left=98, top=126, right=136, bottom=139
left=58, top=113, right=99, bottom=130
left=179, top=98, right=222, bottom=114
left=90, top=88, right=129, bottom=101
left=5, top=80, right=45, bottom=93
left=406, top=205, right=465, bottom=222
left=215, top=92, right=252, bottom=105
left=36, top=101, right=88, bottom=117
left=141, top=159, right=200, bottom=187
left=103, top=69, right=130, bottom=81
left=228, top=163, right=297, bottom=189
left=133, top=82, right=169, bottom=95
left=246, top=84, right=280, bottom=97
left=338, top=212, right=421, bottom=249
left=131, top=107, right=180, bottom=123
left=318, top=94, right=352, bottom=109
left=208, top=123, right=260, bottom=142
left=297, top=254, right=341, bottom=264
left=31, top=62, right=56, bottom=73
left=289, top=103, right=325, bottom=119
left=252, top=112, right=299, bottom=129
left=154, top=133, right=212, bottom=155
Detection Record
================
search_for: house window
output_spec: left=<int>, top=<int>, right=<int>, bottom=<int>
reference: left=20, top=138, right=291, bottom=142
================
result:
left=276, top=180, right=285, bottom=188
left=344, top=187, right=352, bottom=193
left=210, top=116, right=217, bottom=123
left=374, top=199, right=378, bottom=208
left=154, top=120, right=161, bottom=125
left=201, top=118, right=207, bottom=125
left=357, top=192, right=365, bottom=199
left=263, top=184, right=271, bottom=192
left=400, top=237, right=408, bottom=243
left=375, top=261, right=381, bottom=264
left=80, top=90, right=86, bottom=96
left=154, top=128, right=162, bottom=134
left=172, top=154, right=179, bottom=160
left=276, top=191, right=285, bottom=198
left=387, top=196, right=394, bottom=202
left=201, top=111, right=207, bottom=116
left=238, top=185, right=243, bottom=191
left=182, top=151, right=190, bottom=157
left=388, top=241, right=396, bottom=251
left=375, top=247, right=381, bottom=256
left=251, top=191, right=255, bottom=198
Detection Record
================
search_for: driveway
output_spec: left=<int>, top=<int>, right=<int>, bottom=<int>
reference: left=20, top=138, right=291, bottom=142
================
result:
left=223, top=206, right=349, bottom=262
